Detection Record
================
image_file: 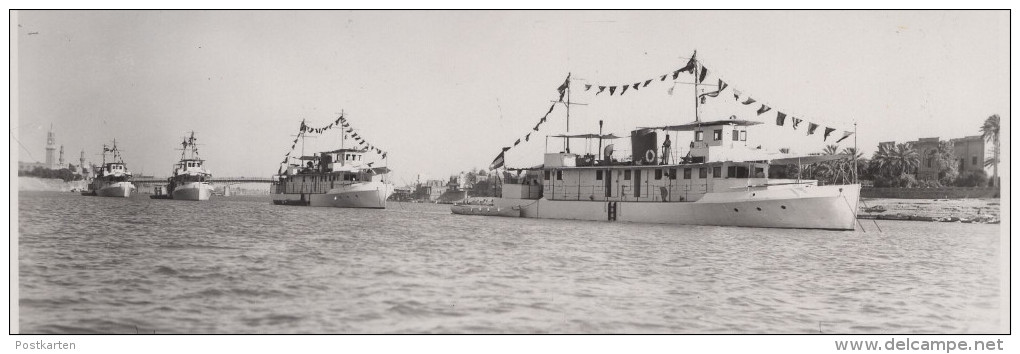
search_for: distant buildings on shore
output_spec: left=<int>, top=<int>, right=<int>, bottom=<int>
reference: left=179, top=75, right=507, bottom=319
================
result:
left=879, top=134, right=990, bottom=181
left=18, top=125, right=87, bottom=175
left=399, top=171, right=494, bottom=202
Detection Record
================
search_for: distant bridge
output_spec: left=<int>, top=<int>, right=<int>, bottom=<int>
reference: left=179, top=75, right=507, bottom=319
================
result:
left=132, top=177, right=274, bottom=184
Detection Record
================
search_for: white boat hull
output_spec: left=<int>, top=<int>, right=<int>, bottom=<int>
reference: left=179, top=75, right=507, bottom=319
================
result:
left=274, top=182, right=392, bottom=209
left=94, top=182, right=135, bottom=198
left=494, top=184, right=860, bottom=230
left=171, top=182, right=213, bottom=201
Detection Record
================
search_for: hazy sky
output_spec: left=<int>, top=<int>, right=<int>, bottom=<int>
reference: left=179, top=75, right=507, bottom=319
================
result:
left=14, top=10, right=1008, bottom=184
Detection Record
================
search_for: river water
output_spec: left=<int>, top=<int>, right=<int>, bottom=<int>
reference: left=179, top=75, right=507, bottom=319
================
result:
left=17, top=191, right=1003, bottom=333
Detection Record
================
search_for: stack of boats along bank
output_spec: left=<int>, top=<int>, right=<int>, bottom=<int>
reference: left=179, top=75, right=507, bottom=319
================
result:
left=77, top=51, right=861, bottom=230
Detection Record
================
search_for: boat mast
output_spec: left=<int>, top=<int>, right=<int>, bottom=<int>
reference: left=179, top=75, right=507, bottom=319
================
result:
left=565, top=73, right=571, bottom=152
left=693, top=59, right=701, bottom=123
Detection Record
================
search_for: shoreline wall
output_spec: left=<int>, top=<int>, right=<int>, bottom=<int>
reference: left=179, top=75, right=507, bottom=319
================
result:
left=861, top=187, right=999, bottom=199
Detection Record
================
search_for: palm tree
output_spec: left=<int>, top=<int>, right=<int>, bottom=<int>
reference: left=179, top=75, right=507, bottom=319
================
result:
left=928, top=141, right=957, bottom=185
left=980, top=114, right=1000, bottom=186
left=872, top=143, right=918, bottom=186
left=892, top=143, right=920, bottom=176
left=841, top=147, right=866, bottom=182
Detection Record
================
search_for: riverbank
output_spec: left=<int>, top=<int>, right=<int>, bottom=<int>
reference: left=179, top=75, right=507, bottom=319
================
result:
left=858, top=198, right=1000, bottom=223
left=17, top=177, right=87, bottom=192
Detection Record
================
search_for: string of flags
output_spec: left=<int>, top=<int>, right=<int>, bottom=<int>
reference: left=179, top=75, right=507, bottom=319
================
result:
left=278, top=113, right=388, bottom=175
left=578, top=49, right=854, bottom=143
left=489, top=74, right=569, bottom=170
left=489, top=50, right=856, bottom=169
left=581, top=51, right=704, bottom=97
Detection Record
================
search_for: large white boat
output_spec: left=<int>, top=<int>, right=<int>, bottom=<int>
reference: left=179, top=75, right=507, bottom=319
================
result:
left=83, top=140, right=136, bottom=198
left=473, top=58, right=861, bottom=230
left=163, top=132, right=214, bottom=201
left=491, top=120, right=860, bottom=230
left=272, top=148, right=393, bottom=208
left=271, top=115, right=393, bottom=208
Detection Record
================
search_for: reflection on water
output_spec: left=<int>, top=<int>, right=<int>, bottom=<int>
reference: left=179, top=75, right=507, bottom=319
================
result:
left=17, top=191, right=1001, bottom=333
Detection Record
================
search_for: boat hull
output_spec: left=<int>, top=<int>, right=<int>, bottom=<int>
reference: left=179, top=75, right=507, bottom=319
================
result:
left=94, top=182, right=135, bottom=198
left=171, top=182, right=213, bottom=201
left=273, top=182, right=392, bottom=209
left=451, top=204, right=521, bottom=217
left=494, top=184, right=860, bottom=230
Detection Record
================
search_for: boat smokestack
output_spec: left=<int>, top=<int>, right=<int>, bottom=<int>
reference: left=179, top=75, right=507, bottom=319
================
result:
left=630, top=129, right=658, bottom=164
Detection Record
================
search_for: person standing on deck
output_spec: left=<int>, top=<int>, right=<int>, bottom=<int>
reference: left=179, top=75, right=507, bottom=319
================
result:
left=661, top=134, right=671, bottom=165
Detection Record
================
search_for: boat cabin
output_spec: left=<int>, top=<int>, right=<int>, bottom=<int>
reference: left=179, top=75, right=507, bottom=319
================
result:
left=102, top=162, right=128, bottom=175
left=275, top=148, right=388, bottom=194
left=173, top=158, right=211, bottom=183
left=503, top=118, right=807, bottom=203
left=175, top=159, right=209, bottom=174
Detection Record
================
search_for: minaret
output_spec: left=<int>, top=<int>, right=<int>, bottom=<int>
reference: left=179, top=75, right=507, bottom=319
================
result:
left=45, top=124, right=56, bottom=169
left=58, top=145, right=65, bottom=168
left=79, top=149, right=87, bottom=175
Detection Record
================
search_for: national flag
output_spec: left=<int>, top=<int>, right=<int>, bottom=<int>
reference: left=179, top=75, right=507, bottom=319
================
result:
left=489, top=151, right=505, bottom=170
left=557, top=73, right=571, bottom=102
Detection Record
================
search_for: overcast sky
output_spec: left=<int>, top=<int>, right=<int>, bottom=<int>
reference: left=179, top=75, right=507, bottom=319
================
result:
left=13, top=10, right=1008, bottom=184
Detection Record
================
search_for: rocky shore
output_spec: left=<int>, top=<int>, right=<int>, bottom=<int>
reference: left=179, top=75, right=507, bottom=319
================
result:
left=858, top=198, right=1001, bottom=224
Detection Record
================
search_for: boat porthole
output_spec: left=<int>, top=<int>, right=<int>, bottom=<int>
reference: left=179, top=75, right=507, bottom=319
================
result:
left=839, top=188, right=843, bottom=193
left=756, top=207, right=762, bottom=211
left=752, top=193, right=755, bottom=197
left=734, top=208, right=739, bottom=212
left=781, top=205, right=787, bottom=209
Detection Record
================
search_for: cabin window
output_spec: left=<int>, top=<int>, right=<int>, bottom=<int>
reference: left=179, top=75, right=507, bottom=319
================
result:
left=695, top=131, right=703, bottom=142
left=972, top=156, right=977, bottom=166
left=654, top=169, right=663, bottom=180
left=556, top=171, right=562, bottom=180
left=624, top=170, right=631, bottom=180
left=669, top=168, right=677, bottom=180
left=754, top=168, right=764, bottom=177
left=698, top=168, right=707, bottom=178
left=683, top=168, right=691, bottom=179
left=596, top=170, right=603, bottom=180
left=544, top=170, right=550, bottom=180
left=727, top=166, right=750, bottom=178
left=713, top=129, right=722, bottom=141
left=739, top=131, right=747, bottom=141
left=713, top=166, right=722, bottom=178
left=732, top=130, right=739, bottom=141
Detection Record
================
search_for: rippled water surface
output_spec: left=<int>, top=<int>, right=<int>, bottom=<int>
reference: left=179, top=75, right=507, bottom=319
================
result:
left=17, top=191, right=1002, bottom=333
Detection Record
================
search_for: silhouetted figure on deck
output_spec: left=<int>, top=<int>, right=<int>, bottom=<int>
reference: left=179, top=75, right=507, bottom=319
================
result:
left=661, top=135, right=672, bottom=165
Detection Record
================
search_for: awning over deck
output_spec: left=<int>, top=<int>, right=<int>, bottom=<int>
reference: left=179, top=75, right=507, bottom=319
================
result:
left=769, top=154, right=850, bottom=165
left=642, top=119, right=763, bottom=131
left=549, top=133, right=623, bottom=139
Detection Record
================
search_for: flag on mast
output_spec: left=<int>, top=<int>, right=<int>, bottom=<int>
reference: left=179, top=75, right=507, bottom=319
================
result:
left=489, top=151, right=506, bottom=170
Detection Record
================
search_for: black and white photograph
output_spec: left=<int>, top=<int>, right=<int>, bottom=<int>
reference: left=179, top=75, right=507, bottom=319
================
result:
left=9, top=7, right=1010, bottom=352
